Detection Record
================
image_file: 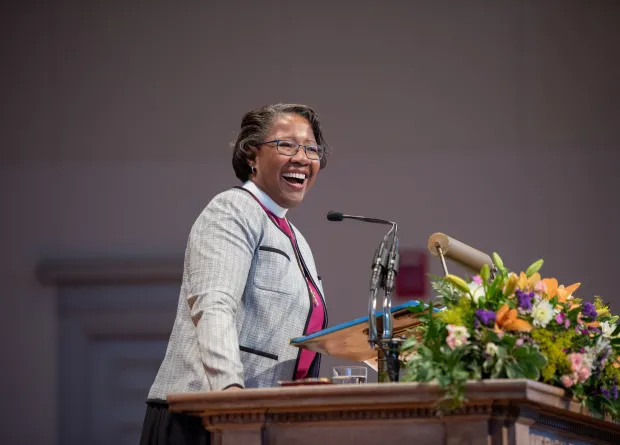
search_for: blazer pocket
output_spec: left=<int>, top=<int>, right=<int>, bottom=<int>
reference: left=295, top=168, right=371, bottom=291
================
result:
left=258, top=245, right=290, bottom=262
left=253, top=246, right=297, bottom=295
left=239, top=345, right=278, bottom=361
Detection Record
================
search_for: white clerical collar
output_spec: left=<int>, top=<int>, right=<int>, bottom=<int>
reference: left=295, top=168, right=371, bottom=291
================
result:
left=243, top=181, right=288, bottom=218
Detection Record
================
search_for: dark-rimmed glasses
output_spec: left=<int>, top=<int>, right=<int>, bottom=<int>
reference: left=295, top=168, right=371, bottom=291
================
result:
left=257, top=140, right=325, bottom=161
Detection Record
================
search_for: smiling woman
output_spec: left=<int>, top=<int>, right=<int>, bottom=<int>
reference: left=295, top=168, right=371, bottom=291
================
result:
left=139, top=103, right=331, bottom=445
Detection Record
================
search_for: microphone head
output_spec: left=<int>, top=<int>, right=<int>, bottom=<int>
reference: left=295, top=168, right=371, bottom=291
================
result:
left=326, top=211, right=344, bottom=222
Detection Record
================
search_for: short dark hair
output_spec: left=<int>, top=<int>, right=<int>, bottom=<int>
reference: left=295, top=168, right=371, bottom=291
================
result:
left=232, top=103, right=329, bottom=182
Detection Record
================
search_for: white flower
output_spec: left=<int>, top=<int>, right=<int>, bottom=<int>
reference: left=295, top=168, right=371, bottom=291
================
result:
left=447, top=324, right=470, bottom=340
left=601, top=321, right=616, bottom=339
left=485, top=342, right=499, bottom=356
left=467, top=282, right=486, bottom=304
left=531, top=299, right=554, bottom=328
left=446, top=324, right=470, bottom=350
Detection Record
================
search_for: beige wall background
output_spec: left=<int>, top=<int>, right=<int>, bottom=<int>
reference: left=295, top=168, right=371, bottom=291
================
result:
left=1, top=1, right=619, bottom=444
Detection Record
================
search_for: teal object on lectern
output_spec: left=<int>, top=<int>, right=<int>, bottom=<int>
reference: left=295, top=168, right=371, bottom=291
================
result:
left=290, top=300, right=435, bottom=362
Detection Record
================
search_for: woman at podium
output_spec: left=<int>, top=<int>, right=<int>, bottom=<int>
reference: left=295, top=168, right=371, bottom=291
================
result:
left=140, top=103, right=330, bottom=445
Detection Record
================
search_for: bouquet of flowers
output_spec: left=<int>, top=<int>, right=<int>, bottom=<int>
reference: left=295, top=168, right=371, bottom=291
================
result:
left=400, top=253, right=620, bottom=420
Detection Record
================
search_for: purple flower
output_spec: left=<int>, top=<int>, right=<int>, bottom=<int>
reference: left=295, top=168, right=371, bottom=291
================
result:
left=613, top=385, right=619, bottom=400
left=516, top=289, right=534, bottom=311
left=601, top=387, right=611, bottom=399
left=582, top=302, right=598, bottom=318
left=589, top=327, right=602, bottom=335
left=475, top=309, right=496, bottom=327
left=472, top=275, right=483, bottom=285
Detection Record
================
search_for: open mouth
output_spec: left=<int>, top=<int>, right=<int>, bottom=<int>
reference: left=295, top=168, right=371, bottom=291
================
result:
left=281, top=172, right=307, bottom=187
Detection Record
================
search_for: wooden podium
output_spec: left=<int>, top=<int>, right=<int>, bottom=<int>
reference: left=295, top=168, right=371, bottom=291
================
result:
left=167, top=379, right=620, bottom=445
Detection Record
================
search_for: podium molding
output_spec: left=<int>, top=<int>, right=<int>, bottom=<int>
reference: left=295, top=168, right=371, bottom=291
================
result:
left=168, top=379, right=620, bottom=445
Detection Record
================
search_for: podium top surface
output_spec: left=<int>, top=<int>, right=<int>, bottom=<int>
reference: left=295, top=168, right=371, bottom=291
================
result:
left=290, top=300, right=431, bottom=362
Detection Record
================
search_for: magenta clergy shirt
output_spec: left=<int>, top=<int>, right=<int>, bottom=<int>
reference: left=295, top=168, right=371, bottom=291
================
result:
left=266, top=211, right=325, bottom=379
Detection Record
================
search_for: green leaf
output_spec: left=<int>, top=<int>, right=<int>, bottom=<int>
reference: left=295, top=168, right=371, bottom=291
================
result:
left=612, top=324, right=620, bottom=337
left=407, top=304, right=426, bottom=314
left=529, top=352, right=547, bottom=369
left=485, top=331, right=501, bottom=344
left=493, top=358, right=504, bottom=378
left=401, top=336, right=417, bottom=351
left=497, top=346, right=508, bottom=360
left=568, top=307, right=581, bottom=320
left=501, top=335, right=516, bottom=349
left=514, top=346, right=530, bottom=360
left=521, top=362, right=540, bottom=380
left=506, top=362, right=524, bottom=379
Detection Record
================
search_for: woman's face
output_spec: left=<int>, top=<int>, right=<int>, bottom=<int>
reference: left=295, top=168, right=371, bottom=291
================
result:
left=250, top=113, right=320, bottom=209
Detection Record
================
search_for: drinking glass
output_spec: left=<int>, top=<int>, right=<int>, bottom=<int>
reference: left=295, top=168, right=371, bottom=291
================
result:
left=331, top=366, right=367, bottom=384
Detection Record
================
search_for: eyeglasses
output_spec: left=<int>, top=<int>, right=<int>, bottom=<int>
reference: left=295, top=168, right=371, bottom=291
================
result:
left=258, top=139, right=325, bottom=161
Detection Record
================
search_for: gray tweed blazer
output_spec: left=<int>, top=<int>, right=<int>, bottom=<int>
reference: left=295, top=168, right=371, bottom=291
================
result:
left=147, top=187, right=327, bottom=401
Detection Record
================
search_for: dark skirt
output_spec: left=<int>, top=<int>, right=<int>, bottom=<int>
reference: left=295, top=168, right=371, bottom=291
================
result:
left=140, top=401, right=211, bottom=445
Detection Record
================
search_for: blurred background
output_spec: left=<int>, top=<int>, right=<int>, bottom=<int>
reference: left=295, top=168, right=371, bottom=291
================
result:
left=1, top=1, right=619, bottom=444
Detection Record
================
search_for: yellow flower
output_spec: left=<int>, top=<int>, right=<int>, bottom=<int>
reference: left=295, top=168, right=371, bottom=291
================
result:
left=503, top=273, right=519, bottom=297
left=517, top=272, right=541, bottom=292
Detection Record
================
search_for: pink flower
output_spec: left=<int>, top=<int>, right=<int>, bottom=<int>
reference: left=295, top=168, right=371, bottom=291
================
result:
left=516, top=338, right=524, bottom=346
left=577, top=367, right=591, bottom=383
left=556, top=312, right=571, bottom=329
left=561, top=375, right=575, bottom=388
left=472, top=275, right=483, bottom=285
left=534, top=280, right=547, bottom=295
left=569, top=353, right=585, bottom=371
left=446, top=335, right=457, bottom=350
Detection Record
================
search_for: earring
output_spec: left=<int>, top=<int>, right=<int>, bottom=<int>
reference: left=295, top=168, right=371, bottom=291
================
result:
left=250, top=165, right=257, bottom=174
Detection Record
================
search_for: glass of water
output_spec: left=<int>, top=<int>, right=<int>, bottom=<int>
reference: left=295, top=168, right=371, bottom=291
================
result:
left=331, top=366, right=367, bottom=384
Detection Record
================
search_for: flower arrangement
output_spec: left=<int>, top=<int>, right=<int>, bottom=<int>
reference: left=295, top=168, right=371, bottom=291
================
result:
left=400, top=253, right=620, bottom=420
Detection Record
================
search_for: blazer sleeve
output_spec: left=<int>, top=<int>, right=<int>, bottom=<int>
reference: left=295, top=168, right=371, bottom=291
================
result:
left=186, top=192, right=260, bottom=390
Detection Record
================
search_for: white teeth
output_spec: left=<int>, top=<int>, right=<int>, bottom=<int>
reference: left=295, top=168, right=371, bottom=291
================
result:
left=281, top=172, right=306, bottom=180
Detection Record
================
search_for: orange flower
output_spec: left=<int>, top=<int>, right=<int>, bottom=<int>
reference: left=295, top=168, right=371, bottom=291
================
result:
left=542, top=278, right=580, bottom=303
left=542, top=278, right=559, bottom=298
left=557, top=282, right=581, bottom=302
left=495, top=304, right=533, bottom=332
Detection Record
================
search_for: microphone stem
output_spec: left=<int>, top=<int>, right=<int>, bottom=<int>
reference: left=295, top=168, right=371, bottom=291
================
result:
left=368, top=288, right=378, bottom=347
left=382, top=289, right=393, bottom=341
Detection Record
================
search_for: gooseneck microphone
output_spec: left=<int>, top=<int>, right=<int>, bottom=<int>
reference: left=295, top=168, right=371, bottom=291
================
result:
left=326, top=211, right=394, bottom=226
left=326, top=210, right=399, bottom=346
